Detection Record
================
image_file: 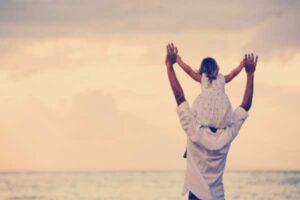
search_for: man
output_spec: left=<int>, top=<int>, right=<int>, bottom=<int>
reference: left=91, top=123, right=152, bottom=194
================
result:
left=165, top=43, right=258, bottom=200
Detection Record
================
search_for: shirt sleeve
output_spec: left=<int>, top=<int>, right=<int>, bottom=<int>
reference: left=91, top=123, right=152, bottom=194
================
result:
left=176, top=101, right=197, bottom=136
left=228, top=106, right=248, bottom=140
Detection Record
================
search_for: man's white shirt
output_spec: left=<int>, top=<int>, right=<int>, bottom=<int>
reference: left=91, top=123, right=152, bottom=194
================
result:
left=176, top=101, right=248, bottom=200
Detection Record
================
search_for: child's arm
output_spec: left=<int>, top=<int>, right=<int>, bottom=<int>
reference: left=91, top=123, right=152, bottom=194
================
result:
left=224, top=59, right=245, bottom=83
left=176, top=55, right=202, bottom=82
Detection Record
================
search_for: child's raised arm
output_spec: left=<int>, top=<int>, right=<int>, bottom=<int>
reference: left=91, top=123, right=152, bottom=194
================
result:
left=224, top=59, right=245, bottom=83
left=176, top=55, right=202, bottom=82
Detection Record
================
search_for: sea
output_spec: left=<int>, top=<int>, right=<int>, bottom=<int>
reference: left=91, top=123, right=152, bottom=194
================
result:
left=0, top=171, right=299, bottom=200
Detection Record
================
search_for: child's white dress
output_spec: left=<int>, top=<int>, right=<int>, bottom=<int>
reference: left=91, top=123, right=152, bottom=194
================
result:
left=192, top=73, right=233, bottom=129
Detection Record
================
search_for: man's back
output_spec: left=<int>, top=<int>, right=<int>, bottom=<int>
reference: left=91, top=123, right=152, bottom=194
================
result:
left=177, top=102, right=248, bottom=199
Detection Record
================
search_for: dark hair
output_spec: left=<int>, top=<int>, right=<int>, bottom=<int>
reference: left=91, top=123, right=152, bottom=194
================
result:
left=199, top=57, right=219, bottom=83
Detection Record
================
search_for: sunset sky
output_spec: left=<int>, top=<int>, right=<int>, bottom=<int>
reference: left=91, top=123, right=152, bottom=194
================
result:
left=0, top=0, right=299, bottom=171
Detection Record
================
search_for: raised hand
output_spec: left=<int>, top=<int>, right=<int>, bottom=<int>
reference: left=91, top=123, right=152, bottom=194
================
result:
left=165, top=43, right=178, bottom=66
left=240, top=58, right=246, bottom=68
left=244, top=53, right=258, bottom=75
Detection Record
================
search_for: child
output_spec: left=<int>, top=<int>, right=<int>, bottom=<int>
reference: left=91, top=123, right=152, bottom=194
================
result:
left=176, top=54, right=245, bottom=158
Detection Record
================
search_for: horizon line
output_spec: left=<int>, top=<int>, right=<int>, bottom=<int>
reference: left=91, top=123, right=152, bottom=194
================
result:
left=0, top=169, right=299, bottom=174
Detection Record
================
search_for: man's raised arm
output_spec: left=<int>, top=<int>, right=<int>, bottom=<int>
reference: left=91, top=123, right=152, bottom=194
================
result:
left=166, top=43, right=195, bottom=136
left=240, top=54, right=258, bottom=111
left=165, top=43, right=186, bottom=106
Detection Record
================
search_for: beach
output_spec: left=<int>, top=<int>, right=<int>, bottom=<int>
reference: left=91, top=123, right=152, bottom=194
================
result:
left=0, top=170, right=299, bottom=200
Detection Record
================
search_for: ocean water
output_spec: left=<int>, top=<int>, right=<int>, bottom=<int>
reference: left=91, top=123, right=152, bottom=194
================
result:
left=0, top=171, right=299, bottom=200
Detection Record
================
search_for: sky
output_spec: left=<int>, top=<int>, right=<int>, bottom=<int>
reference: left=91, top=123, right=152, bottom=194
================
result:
left=0, top=0, right=299, bottom=171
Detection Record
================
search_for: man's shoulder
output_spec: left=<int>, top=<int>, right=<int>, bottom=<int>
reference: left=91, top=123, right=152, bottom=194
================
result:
left=233, top=106, right=248, bottom=120
left=177, top=101, right=190, bottom=114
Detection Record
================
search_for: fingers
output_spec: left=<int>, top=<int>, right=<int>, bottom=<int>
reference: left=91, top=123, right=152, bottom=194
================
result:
left=248, top=53, right=252, bottom=63
left=171, top=43, right=176, bottom=54
left=255, top=55, right=258, bottom=66
left=247, top=54, right=250, bottom=61
left=244, top=53, right=257, bottom=64
left=167, top=42, right=178, bottom=55
left=167, top=44, right=171, bottom=55
left=169, top=42, right=174, bottom=54
left=245, top=54, right=250, bottom=64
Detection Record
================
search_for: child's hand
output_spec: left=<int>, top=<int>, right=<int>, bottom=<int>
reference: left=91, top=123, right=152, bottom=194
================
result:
left=176, top=54, right=182, bottom=62
left=240, top=58, right=246, bottom=68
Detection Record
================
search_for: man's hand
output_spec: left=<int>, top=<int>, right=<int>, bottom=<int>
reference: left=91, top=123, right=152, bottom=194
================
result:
left=245, top=53, right=258, bottom=75
left=165, top=43, right=178, bottom=67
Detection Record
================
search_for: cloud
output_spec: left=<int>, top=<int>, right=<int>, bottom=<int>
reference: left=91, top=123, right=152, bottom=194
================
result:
left=0, top=0, right=298, bottom=60
left=0, top=37, right=109, bottom=77
left=0, top=0, right=293, bottom=36
left=245, top=2, right=300, bottom=56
